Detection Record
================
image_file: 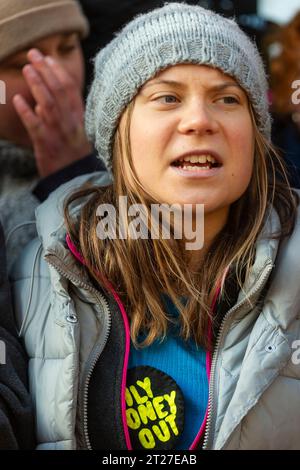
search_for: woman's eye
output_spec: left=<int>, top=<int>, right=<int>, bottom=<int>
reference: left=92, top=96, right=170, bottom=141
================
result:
left=220, top=96, right=239, bottom=104
left=60, top=44, right=77, bottom=54
left=8, top=61, right=27, bottom=70
left=156, top=95, right=178, bottom=104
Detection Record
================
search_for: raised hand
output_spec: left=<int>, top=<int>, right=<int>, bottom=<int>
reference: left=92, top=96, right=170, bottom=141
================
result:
left=13, top=48, right=92, bottom=177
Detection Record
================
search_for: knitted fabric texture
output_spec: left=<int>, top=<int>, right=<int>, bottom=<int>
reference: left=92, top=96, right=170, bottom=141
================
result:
left=0, top=0, right=89, bottom=62
left=85, top=2, right=271, bottom=173
left=0, top=140, right=38, bottom=273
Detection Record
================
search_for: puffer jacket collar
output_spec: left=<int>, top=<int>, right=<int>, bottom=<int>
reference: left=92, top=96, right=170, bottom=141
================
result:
left=36, top=171, right=112, bottom=285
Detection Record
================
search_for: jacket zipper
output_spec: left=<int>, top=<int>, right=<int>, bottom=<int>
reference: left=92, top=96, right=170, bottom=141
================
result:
left=45, top=255, right=111, bottom=450
left=80, top=290, right=111, bottom=450
left=202, top=261, right=274, bottom=450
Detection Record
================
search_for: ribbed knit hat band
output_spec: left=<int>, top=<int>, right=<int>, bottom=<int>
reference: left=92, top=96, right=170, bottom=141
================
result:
left=0, top=0, right=89, bottom=62
left=85, top=2, right=271, bottom=172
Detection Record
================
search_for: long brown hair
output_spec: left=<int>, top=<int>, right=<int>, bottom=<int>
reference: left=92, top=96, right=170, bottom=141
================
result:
left=65, top=100, right=298, bottom=351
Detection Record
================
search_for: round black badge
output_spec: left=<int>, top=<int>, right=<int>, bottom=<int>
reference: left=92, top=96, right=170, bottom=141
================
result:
left=125, top=365, right=184, bottom=450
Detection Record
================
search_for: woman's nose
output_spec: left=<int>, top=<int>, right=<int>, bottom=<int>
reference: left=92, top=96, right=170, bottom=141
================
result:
left=177, top=101, right=219, bottom=135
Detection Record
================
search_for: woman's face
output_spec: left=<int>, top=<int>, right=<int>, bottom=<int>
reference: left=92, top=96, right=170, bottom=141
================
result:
left=0, top=32, right=84, bottom=148
left=124, top=64, right=255, bottom=220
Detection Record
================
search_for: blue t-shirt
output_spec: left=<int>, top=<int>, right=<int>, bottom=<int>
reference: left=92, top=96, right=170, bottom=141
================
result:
left=127, top=293, right=208, bottom=450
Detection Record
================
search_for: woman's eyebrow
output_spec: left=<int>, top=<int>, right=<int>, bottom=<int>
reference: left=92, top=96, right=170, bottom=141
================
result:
left=209, top=82, right=242, bottom=92
left=142, top=79, right=184, bottom=89
left=142, top=79, right=243, bottom=92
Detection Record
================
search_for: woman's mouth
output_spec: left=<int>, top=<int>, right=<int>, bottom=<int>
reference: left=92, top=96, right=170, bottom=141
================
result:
left=170, top=154, right=222, bottom=178
left=171, top=154, right=220, bottom=170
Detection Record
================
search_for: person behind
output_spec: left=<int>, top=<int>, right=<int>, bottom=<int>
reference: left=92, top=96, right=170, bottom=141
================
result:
left=0, top=222, right=34, bottom=449
left=265, top=11, right=300, bottom=187
left=0, top=0, right=104, bottom=271
left=12, top=3, right=300, bottom=450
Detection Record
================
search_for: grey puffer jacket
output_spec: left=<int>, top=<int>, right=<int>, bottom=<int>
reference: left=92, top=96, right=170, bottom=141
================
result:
left=11, top=172, right=300, bottom=450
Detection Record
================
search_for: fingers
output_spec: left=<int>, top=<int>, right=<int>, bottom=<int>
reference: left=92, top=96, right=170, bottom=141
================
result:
left=44, top=55, right=83, bottom=114
left=13, top=94, right=66, bottom=177
left=27, top=49, right=83, bottom=119
left=27, top=50, right=71, bottom=117
left=13, top=94, right=44, bottom=137
left=22, top=64, right=59, bottom=127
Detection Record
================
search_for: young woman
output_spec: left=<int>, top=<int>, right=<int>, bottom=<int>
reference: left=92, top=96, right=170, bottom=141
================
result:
left=12, top=3, right=300, bottom=450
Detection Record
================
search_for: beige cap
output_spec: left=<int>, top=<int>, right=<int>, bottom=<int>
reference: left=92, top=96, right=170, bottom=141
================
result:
left=0, top=0, right=89, bottom=62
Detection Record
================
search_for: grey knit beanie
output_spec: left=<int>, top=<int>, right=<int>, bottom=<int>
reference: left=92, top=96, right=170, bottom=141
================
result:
left=86, top=2, right=271, bottom=173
